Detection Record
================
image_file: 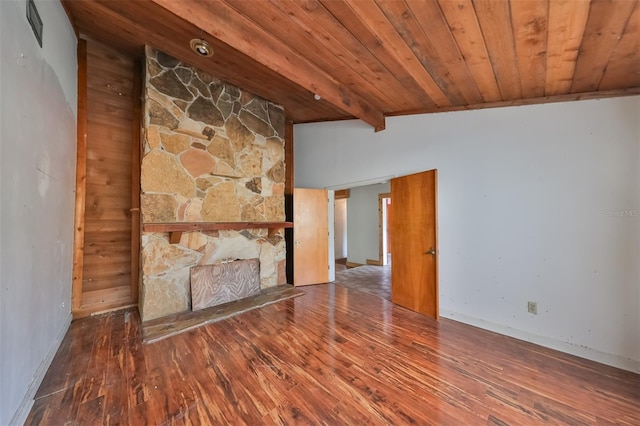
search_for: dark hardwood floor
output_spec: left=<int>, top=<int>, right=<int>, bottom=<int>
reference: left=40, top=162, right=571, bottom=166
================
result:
left=27, top=284, right=639, bottom=425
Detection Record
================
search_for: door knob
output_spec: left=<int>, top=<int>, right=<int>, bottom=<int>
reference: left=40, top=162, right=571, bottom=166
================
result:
left=425, top=247, right=436, bottom=256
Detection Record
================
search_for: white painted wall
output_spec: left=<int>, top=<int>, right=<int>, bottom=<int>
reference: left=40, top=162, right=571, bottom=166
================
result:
left=334, top=198, right=347, bottom=259
left=1, top=1, right=77, bottom=423
left=294, top=97, right=640, bottom=372
left=346, top=182, right=390, bottom=264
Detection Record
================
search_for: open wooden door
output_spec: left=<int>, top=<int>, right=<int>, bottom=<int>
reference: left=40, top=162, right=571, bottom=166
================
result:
left=293, top=188, right=329, bottom=286
left=390, top=170, right=438, bottom=318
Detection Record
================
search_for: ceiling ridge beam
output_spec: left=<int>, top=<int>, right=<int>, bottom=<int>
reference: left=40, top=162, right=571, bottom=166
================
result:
left=149, top=0, right=386, bottom=131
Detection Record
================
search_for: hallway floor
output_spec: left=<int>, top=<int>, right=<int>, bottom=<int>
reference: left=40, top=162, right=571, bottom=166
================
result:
left=334, top=264, right=391, bottom=300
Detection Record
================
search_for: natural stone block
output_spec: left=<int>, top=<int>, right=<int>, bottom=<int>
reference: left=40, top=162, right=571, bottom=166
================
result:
left=174, top=67, right=193, bottom=85
left=147, top=126, right=161, bottom=150
left=272, top=183, right=285, bottom=195
left=239, top=109, right=273, bottom=137
left=198, top=233, right=260, bottom=266
left=241, top=202, right=264, bottom=222
left=224, top=83, right=240, bottom=100
left=141, top=149, right=195, bottom=198
left=173, top=100, right=188, bottom=112
left=268, top=103, right=285, bottom=137
left=240, top=90, right=253, bottom=105
left=141, top=272, right=191, bottom=321
left=243, top=98, right=270, bottom=124
left=177, top=198, right=203, bottom=222
left=180, top=148, right=215, bottom=178
left=245, top=177, right=262, bottom=194
left=187, top=96, right=225, bottom=127
left=196, top=177, right=222, bottom=192
left=197, top=69, right=216, bottom=85
left=191, top=78, right=211, bottom=99
left=214, top=161, right=239, bottom=177
left=178, top=231, right=208, bottom=251
left=261, top=178, right=273, bottom=196
left=266, top=137, right=284, bottom=163
left=210, top=83, right=224, bottom=102
left=150, top=70, right=194, bottom=101
left=161, top=132, right=190, bottom=154
left=148, top=99, right=179, bottom=129
left=156, top=50, right=180, bottom=68
left=192, top=142, right=207, bottom=150
left=141, top=194, right=178, bottom=223
left=171, top=105, right=185, bottom=122
left=225, top=115, right=254, bottom=151
left=142, top=236, right=202, bottom=276
left=267, top=160, right=285, bottom=183
left=202, top=126, right=215, bottom=141
left=178, top=117, right=203, bottom=136
left=277, top=259, right=287, bottom=285
left=207, top=135, right=235, bottom=167
left=264, top=195, right=285, bottom=221
left=148, top=87, right=175, bottom=109
left=147, top=59, right=163, bottom=77
left=217, top=97, right=234, bottom=120
left=202, top=182, right=241, bottom=221
left=238, top=147, right=263, bottom=177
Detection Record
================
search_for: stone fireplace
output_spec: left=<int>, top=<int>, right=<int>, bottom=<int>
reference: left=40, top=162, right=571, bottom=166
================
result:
left=139, top=48, right=287, bottom=322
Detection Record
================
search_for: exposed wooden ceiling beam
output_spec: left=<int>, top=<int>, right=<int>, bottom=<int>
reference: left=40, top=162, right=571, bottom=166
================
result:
left=149, top=0, right=386, bottom=131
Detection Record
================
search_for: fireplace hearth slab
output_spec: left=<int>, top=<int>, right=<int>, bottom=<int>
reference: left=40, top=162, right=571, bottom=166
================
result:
left=142, top=285, right=305, bottom=344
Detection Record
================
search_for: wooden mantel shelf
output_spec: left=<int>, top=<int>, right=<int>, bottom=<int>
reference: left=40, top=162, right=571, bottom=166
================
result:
left=142, top=221, right=294, bottom=243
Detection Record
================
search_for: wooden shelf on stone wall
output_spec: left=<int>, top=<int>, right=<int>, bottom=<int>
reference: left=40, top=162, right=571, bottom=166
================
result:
left=142, top=222, right=294, bottom=243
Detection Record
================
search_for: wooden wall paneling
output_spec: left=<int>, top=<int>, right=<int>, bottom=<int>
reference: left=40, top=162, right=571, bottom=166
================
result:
left=62, top=0, right=640, bottom=126
left=473, top=0, right=522, bottom=100
left=437, top=0, right=502, bottom=103
left=545, top=0, right=591, bottom=96
left=65, top=0, right=349, bottom=124
left=510, top=0, right=549, bottom=98
left=150, top=0, right=386, bottom=130
left=599, top=3, right=640, bottom=90
left=77, top=40, right=136, bottom=317
left=571, top=0, right=636, bottom=93
left=271, top=0, right=421, bottom=112
left=284, top=120, right=294, bottom=198
left=130, top=59, right=142, bottom=303
left=72, top=39, right=89, bottom=315
left=229, top=0, right=399, bottom=112
left=317, top=0, right=438, bottom=110
left=339, top=0, right=451, bottom=107
left=375, top=0, right=474, bottom=106
left=402, top=0, right=483, bottom=105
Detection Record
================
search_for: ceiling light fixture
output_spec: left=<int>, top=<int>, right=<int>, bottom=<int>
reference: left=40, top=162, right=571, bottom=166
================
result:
left=190, top=38, right=213, bottom=57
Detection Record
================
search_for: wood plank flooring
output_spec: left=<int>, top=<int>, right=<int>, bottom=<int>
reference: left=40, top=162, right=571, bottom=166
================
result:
left=143, top=285, right=305, bottom=344
left=27, top=284, right=639, bottom=425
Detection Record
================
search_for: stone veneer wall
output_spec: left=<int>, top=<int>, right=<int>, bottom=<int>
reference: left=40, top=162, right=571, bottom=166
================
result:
left=139, top=48, right=286, bottom=321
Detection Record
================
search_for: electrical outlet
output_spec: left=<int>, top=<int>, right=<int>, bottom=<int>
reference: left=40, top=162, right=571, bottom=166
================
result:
left=527, top=301, right=538, bottom=315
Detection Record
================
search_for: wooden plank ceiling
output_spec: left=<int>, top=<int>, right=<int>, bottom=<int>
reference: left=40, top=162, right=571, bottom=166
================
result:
left=63, top=0, right=639, bottom=131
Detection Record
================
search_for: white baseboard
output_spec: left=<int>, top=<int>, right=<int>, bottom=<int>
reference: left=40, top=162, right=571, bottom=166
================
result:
left=9, top=313, right=72, bottom=425
left=440, top=309, right=640, bottom=374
